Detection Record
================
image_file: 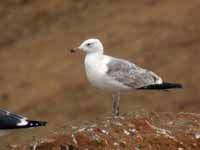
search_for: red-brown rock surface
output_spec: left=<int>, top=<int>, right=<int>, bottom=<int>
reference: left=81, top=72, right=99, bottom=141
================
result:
left=9, top=112, right=200, bottom=150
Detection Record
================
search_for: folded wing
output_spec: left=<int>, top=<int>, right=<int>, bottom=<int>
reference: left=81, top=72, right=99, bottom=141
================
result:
left=106, top=57, right=162, bottom=89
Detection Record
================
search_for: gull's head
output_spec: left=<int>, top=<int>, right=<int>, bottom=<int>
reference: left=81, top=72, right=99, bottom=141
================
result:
left=71, top=38, right=104, bottom=54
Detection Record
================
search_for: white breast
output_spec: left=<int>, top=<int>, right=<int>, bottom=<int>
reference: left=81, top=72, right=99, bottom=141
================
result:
left=84, top=54, right=107, bottom=88
left=84, top=53, right=130, bottom=91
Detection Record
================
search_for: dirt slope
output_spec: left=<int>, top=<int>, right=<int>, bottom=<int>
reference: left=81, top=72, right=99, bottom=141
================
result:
left=0, top=0, right=200, bottom=146
left=10, top=112, right=200, bottom=150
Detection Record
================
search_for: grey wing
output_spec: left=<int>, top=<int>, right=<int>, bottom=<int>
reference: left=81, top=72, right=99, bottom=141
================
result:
left=106, top=58, right=162, bottom=89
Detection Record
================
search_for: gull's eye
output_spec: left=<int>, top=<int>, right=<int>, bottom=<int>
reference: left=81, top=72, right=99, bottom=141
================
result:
left=87, top=43, right=91, bottom=46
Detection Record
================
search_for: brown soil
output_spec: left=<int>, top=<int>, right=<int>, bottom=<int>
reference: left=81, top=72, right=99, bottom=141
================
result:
left=0, top=0, right=200, bottom=148
left=9, top=111, right=200, bottom=150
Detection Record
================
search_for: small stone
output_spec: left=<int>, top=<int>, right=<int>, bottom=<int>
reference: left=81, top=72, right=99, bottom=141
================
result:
left=195, top=133, right=200, bottom=139
left=101, top=129, right=109, bottom=135
left=71, top=134, right=78, bottom=145
left=129, top=128, right=136, bottom=134
left=114, top=121, right=123, bottom=126
left=9, top=145, right=18, bottom=149
left=123, top=129, right=130, bottom=135
left=77, top=127, right=86, bottom=132
left=113, top=142, right=119, bottom=146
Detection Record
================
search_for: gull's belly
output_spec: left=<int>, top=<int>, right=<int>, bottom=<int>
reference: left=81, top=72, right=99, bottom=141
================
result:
left=84, top=54, right=131, bottom=91
left=86, top=66, right=109, bottom=89
left=85, top=64, right=130, bottom=91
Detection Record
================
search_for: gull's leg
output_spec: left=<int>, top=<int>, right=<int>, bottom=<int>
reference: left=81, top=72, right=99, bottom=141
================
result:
left=112, top=92, right=120, bottom=117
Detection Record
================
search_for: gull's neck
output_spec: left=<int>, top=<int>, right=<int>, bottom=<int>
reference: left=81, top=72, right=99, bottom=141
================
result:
left=85, top=52, right=104, bottom=65
left=86, top=51, right=104, bottom=58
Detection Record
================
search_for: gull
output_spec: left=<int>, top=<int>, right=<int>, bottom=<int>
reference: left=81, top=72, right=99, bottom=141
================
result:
left=0, top=109, right=47, bottom=135
left=70, top=38, right=182, bottom=116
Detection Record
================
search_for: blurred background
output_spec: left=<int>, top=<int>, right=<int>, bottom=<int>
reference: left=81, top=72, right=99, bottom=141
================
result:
left=0, top=0, right=200, bottom=146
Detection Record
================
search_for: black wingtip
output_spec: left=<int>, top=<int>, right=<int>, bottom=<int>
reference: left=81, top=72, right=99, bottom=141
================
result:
left=163, top=82, right=183, bottom=89
left=26, top=120, right=47, bottom=128
left=0, top=120, right=47, bottom=130
left=137, top=82, right=183, bottom=90
left=173, top=83, right=183, bottom=89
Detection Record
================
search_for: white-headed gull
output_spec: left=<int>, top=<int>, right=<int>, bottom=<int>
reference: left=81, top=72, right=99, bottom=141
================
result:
left=70, top=38, right=182, bottom=116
